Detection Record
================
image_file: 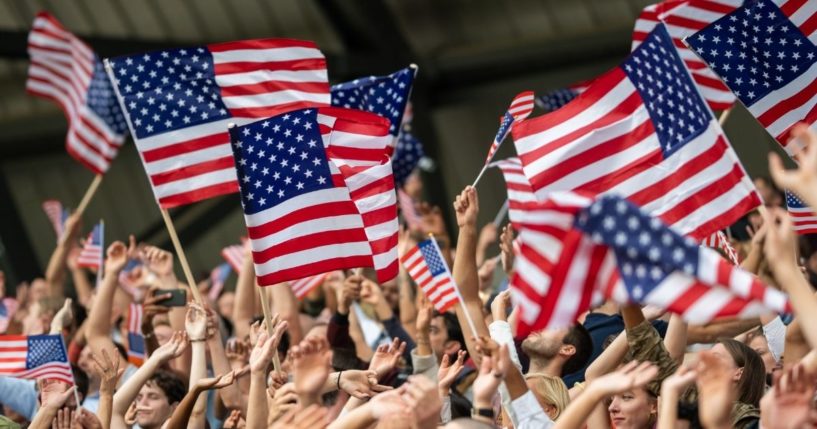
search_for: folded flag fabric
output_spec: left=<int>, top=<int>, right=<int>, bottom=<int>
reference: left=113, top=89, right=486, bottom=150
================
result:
left=701, top=230, right=740, bottom=264
left=331, top=67, right=415, bottom=138
left=685, top=0, right=817, bottom=156
left=77, top=221, right=104, bottom=270
left=489, top=157, right=538, bottom=230
left=106, top=38, right=330, bottom=208
left=227, top=108, right=394, bottom=285
left=126, top=303, right=145, bottom=367
left=633, top=0, right=740, bottom=110
left=785, top=190, right=817, bottom=234
left=42, top=200, right=69, bottom=241
left=512, top=24, right=760, bottom=240
left=483, top=91, right=535, bottom=165
left=511, top=192, right=790, bottom=336
left=0, top=334, right=74, bottom=385
left=290, top=271, right=341, bottom=299
left=534, top=81, right=590, bottom=112
left=26, top=12, right=128, bottom=174
left=400, top=238, right=460, bottom=312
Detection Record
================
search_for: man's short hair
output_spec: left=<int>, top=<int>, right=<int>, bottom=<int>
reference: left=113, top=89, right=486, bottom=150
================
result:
left=146, top=370, right=186, bottom=404
left=562, top=324, right=593, bottom=375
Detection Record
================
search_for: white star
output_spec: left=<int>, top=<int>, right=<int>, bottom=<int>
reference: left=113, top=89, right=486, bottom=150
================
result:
left=317, top=176, right=326, bottom=184
left=259, top=198, right=266, bottom=206
left=296, top=182, right=305, bottom=190
left=278, top=190, right=285, bottom=198
left=284, top=176, right=292, bottom=185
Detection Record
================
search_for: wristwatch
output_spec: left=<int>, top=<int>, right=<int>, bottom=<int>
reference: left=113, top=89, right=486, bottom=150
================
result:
left=471, top=407, right=494, bottom=420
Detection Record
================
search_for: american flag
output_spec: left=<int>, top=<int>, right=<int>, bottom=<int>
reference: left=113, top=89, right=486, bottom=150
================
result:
left=534, top=81, right=590, bottom=112
left=510, top=192, right=791, bottom=335
left=126, top=303, right=145, bottom=367
left=483, top=91, right=535, bottom=165
left=26, top=12, right=129, bottom=174
left=42, top=199, right=69, bottom=241
left=392, top=127, right=425, bottom=186
left=290, top=271, right=338, bottom=299
left=701, top=230, right=740, bottom=264
left=0, top=334, right=74, bottom=385
left=512, top=24, right=760, bottom=240
left=105, top=39, right=330, bottom=208
left=785, top=190, right=817, bottom=234
left=685, top=0, right=817, bottom=156
left=400, top=238, right=460, bottom=312
left=489, top=157, right=538, bottom=229
left=227, top=108, right=387, bottom=285
left=118, top=259, right=142, bottom=296
left=208, top=262, right=232, bottom=302
left=331, top=67, right=415, bottom=138
left=397, top=188, right=422, bottom=230
left=221, top=244, right=245, bottom=272
left=76, top=221, right=103, bottom=269
left=633, top=0, right=740, bottom=110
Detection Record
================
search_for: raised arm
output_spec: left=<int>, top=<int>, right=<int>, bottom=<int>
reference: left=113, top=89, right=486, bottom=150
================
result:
left=89, top=348, right=126, bottom=429
left=270, top=282, right=304, bottom=344
left=86, top=238, right=134, bottom=354
left=205, top=308, right=243, bottom=411
left=768, top=123, right=817, bottom=211
left=185, top=303, right=209, bottom=429
left=45, top=213, right=82, bottom=298
left=165, top=370, right=242, bottom=429
left=233, top=243, right=256, bottom=341
left=247, top=319, right=288, bottom=429
left=452, top=186, right=490, bottom=363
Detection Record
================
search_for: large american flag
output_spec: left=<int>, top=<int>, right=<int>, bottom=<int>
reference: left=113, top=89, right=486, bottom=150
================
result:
left=77, top=221, right=103, bottom=269
left=685, top=0, right=817, bottom=155
left=0, top=334, right=74, bottom=385
left=221, top=244, right=245, bottom=272
left=633, top=0, right=740, bottom=110
left=489, top=157, right=538, bottom=229
left=227, top=108, right=392, bottom=285
left=26, top=12, right=129, bottom=174
left=400, top=238, right=460, bottom=312
left=483, top=91, right=535, bottom=165
left=330, top=67, right=415, bottom=138
left=105, top=39, right=330, bottom=208
left=512, top=24, right=760, bottom=240
left=511, top=193, right=791, bottom=335
left=126, top=303, right=145, bottom=367
left=534, top=81, right=591, bottom=112
left=42, top=199, right=69, bottom=241
left=785, top=190, right=817, bottom=234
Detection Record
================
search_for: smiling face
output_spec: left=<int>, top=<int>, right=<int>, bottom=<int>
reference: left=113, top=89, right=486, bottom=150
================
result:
left=135, top=382, right=177, bottom=428
left=608, top=387, right=656, bottom=429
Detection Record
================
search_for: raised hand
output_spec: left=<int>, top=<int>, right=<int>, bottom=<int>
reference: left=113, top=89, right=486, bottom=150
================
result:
left=269, top=382, right=298, bottom=422
left=359, top=279, right=384, bottom=306
left=416, top=202, right=447, bottom=237
left=760, top=364, right=817, bottom=429
left=491, top=290, right=512, bottom=323
left=248, top=318, right=288, bottom=374
left=226, top=338, right=250, bottom=369
left=152, top=331, right=189, bottom=362
left=196, top=368, right=246, bottom=390
left=415, top=298, right=433, bottom=334
left=41, top=383, right=76, bottom=410
left=50, top=298, right=73, bottom=333
left=499, top=224, right=515, bottom=275
left=660, top=365, right=698, bottom=396
left=695, top=351, right=736, bottom=429
left=769, top=123, right=817, bottom=207
left=401, top=375, right=443, bottom=428
left=105, top=241, right=131, bottom=274
left=338, top=274, right=362, bottom=315
left=140, top=287, right=171, bottom=332
left=75, top=409, right=103, bottom=429
left=437, top=350, right=466, bottom=397
left=291, top=336, right=332, bottom=398
left=90, top=348, right=125, bottom=394
left=53, top=407, right=76, bottom=429
left=472, top=344, right=509, bottom=406
left=141, top=245, right=174, bottom=278
left=339, top=369, right=393, bottom=399
left=185, top=303, right=207, bottom=341
left=590, top=360, right=658, bottom=397
left=453, top=186, right=479, bottom=229
left=368, top=337, right=407, bottom=379
left=762, top=208, right=798, bottom=275
left=222, top=409, right=244, bottom=429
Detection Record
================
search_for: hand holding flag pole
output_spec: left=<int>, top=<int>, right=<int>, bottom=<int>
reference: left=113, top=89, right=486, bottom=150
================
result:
left=257, top=287, right=282, bottom=373
left=428, top=233, right=480, bottom=340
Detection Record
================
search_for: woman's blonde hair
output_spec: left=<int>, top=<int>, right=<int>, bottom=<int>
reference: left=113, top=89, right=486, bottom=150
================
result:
left=523, top=373, right=570, bottom=419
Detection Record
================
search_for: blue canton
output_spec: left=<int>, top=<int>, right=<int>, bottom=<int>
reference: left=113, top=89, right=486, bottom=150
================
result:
left=574, top=195, right=701, bottom=301
left=418, top=239, right=447, bottom=277
left=393, top=126, right=425, bottom=186
left=228, top=109, right=333, bottom=215
left=535, top=88, right=579, bottom=112
left=686, top=0, right=817, bottom=107
left=495, top=112, right=515, bottom=145
left=88, top=58, right=128, bottom=134
left=331, top=68, right=414, bottom=135
left=785, top=190, right=809, bottom=209
left=128, top=332, right=145, bottom=355
left=26, top=335, right=68, bottom=369
left=623, top=24, right=712, bottom=156
left=110, top=47, right=230, bottom=139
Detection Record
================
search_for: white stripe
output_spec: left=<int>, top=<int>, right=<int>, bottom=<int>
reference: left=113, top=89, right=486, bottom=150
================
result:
left=135, top=119, right=234, bottom=152
left=249, top=214, right=365, bottom=252
left=244, top=188, right=352, bottom=227
left=550, top=237, right=594, bottom=327
left=670, top=175, right=755, bottom=235
left=144, top=142, right=232, bottom=175
left=787, top=0, right=817, bottom=38
left=642, top=272, right=696, bottom=312
left=748, top=61, right=817, bottom=137
left=254, top=242, right=372, bottom=275
left=152, top=168, right=237, bottom=199
left=514, top=248, right=552, bottom=295
left=212, top=46, right=325, bottom=64
left=683, top=287, right=735, bottom=323
left=216, top=69, right=329, bottom=86
left=222, top=90, right=330, bottom=110
left=330, top=130, right=390, bottom=149
left=363, top=218, right=398, bottom=241
left=515, top=77, right=636, bottom=158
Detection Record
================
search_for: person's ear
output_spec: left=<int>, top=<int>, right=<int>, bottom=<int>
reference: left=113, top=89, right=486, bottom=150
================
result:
left=733, top=367, right=744, bottom=382
left=443, top=340, right=462, bottom=355
left=559, top=344, right=576, bottom=357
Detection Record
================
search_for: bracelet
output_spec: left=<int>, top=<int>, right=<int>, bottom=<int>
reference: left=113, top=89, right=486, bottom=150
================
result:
left=336, top=370, right=343, bottom=391
left=190, top=337, right=206, bottom=342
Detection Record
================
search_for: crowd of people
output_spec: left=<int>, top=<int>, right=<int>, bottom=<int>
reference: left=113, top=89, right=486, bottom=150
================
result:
left=2, top=125, right=817, bottom=429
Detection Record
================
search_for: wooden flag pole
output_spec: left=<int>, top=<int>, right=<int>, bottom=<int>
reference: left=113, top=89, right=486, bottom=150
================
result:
left=75, top=174, right=103, bottom=217
left=718, top=107, right=732, bottom=126
left=159, top=208, right=204, bottom=304
left=258, top=286, right=282, bottom=372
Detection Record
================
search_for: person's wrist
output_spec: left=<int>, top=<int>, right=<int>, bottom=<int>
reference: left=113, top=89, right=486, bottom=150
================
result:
left=438, top=387, right=450, bottom=397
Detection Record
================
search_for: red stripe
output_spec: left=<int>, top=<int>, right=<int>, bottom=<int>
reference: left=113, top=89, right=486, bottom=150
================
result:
left=214, top=58, right=327, bottom=75
left=247, top=200, right=360, bottom=239
left=330, top=118, right=390, bottom=136
left=685, top=192, right=760, bottom=239
left=257, top=255, right=372, bottom=286
left=780, top=0, right=808, bottom=18
left=252, top=228, right=370, bottom=262
left=150, top=156, right=236, bottom=187
left=370, top=232, right=398, bottom=257
left=228, top=100, right=330, bottom=119
left=29, top=59, right=88, bottom=105
left=158, top=181, right=239, bottom=208
left=662, top=14, right=710, bottom=31
left=667, top=281, right=710, bottom=315
left=208, top=38, right=319, bottom=52
left=798, top=9, right=817, bottom=36
left=517, top=241, right=555, bottom=274
left=329, top=146, right=388, bottom=164
left=529, top=230, right=584, bottom=333
left=349, top=175, right=394, bottom=200
left=361, top=205, right=398, bottom=228
left=715, top=258, right=733, bottom=287
left=320, top=107, right=391, bottom=125
left=578, top=246, right=608, bottom=318
left=400, top=246, right=421, bottom=266
left=657, top=163, right=746, bottom=226
left=691, top=72, right=730, bottom=91
left=776, top=98, right=817, bottom=145
left=711, top=297, right=751, bottom=319
left=220, top=80, right=329, bottom=97
left=376, top=260, right=399, bottom=283
left=576, top=149, right=663, bottom=195
left=757, top=76, right=817, bottom=127
left=530, top=118, right=654, bottom=190
left=142, top=132, right=227, bottom=162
